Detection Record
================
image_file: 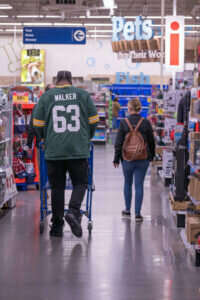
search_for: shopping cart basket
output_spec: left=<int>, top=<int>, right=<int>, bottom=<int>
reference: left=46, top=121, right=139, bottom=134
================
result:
left=39, top=142, right=94, bottom=235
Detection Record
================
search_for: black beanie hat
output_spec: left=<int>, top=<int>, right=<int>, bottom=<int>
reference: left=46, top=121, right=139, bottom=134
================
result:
left=56, top=71, right=72, bottom=85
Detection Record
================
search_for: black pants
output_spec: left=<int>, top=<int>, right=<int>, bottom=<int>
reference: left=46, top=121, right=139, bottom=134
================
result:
left=47, top=159, right=88, bottom=222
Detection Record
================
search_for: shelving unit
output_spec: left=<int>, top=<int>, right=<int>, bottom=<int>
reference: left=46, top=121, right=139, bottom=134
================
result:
left=10, top=87, right=39, bottom=191
left=0, top=88, right=17, bottom=210
left=90, top=90, right=110, bottom=144
left=110, top=84, right=168, bottom=128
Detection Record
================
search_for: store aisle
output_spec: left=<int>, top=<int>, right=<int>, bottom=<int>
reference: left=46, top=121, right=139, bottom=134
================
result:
left=1, top=145, right=200, bottom=300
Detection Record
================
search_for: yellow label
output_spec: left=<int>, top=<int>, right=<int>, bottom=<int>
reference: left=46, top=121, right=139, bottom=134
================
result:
left=13, top=92, right=29, bottom=103
left=147, top=97, right=151, bottom=103
left=158, top=108, right=163, bottom=115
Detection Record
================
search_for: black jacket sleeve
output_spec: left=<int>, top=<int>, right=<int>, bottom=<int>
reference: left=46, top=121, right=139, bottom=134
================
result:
left=27, top=106, right=36, bottom=149
left=113, top=121, right=126, bottom=164
left=146, top=120, right=155, bottom=161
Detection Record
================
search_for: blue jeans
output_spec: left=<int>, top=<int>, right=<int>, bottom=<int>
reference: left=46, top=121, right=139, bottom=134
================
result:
left=122, top=160, right=150, bottom=215
left=112, top=117, right=118, bottom=129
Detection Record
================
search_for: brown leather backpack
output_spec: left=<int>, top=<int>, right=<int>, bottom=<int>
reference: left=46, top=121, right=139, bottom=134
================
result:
left=122, top=118, right=148, bottom=161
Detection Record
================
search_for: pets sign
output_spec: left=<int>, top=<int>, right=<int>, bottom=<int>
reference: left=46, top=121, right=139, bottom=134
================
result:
left=112, top=16, right=154, bottom=41
left=21, top=49, right=45, bottom=88
left=165, top=16, right=184, bottom=72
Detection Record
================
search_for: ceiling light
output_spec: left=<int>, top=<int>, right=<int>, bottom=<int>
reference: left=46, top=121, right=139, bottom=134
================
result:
left=23, top=22, right=52, bottom=26
left=185, top=30, right=199, bottom=33
left=6, top=29, right=23, bottom=32
left=88, top=29, right=112, bottom=32
left=17, top=15, right=44, bottom=18
left=103, top=0, right=117, bottom=9
left=0, top=22, right=22, bottom=25
left=45, top=15, right=62, bottom=18
left=85, top=23, right=112, bottom=26
left=79, top=16, right=86, bottom=18
left=0, top=4, right=12, bottom=10
left=88, top=16, right=111, bottom=19
left=54, top=22, right=83, bottom=26
left=0, top=15, right=8, bottom=17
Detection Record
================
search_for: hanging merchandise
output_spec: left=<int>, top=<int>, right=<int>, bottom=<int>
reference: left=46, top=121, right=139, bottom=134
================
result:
left=25, top=160, right=36, bottom=183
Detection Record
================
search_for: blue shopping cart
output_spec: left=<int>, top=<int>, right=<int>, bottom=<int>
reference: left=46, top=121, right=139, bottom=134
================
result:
left=39, top=142, right=95, bottom=235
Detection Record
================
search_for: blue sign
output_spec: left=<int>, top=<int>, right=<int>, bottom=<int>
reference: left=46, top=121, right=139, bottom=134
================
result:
left=116, top=72, right=150, bottom=84
left=23, top=27, right=86, bottom=44
left=112, top=16, right=154, bottom=42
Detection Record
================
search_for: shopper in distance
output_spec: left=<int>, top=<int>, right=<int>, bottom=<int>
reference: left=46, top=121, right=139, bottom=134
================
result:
left=113, top=98, right=155, bottom=222
left=33, top=71, right=99, bottom=238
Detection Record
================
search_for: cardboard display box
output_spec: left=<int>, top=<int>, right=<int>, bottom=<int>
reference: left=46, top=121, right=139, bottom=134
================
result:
left=186, top=217, right=200, bottom=244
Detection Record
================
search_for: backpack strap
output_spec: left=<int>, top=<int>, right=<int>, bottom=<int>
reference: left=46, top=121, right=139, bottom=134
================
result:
left=124, top=118, right=134, bottom=132
left=135, top=117, right=144, bottom=131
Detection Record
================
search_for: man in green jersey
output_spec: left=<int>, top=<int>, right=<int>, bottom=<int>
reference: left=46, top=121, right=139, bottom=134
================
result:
left=33, top=71, right=99, bottom=238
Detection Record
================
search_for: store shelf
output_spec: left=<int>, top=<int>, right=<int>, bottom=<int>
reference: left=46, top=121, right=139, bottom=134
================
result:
left=97, top=125, right=106, bottom=129
left=0, top=138, right=11, bottom=144
left=1, top=109, right=11, bottom=113
left=91, top=138, right=106, bottom=142
left=13, top=103, right=35, bottom=109
left=95, top=103, right=106, bottom=106
left=98, top=113, right=106, bottom=117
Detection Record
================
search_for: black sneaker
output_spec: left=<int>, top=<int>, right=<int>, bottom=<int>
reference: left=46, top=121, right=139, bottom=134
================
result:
left=65, top=213, right=83, bottom=238
left=49, top=220, right=64, bottom=237
left=135, top=214, right=143, bottom=222
left=122, top=210, right=131, bottom=218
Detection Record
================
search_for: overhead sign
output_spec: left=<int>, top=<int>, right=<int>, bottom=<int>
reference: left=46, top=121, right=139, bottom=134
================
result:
left=112, top=16, right=154, bottom=42
left=23, top=27, right=86, bottom=45
left=165, top=16, right=184, bottom=72
left=116, top=72, right=150, bottom=84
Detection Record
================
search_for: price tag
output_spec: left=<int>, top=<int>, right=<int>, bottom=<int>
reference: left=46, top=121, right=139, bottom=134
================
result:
left=147, top=97, right=151, bottom=103
left=12, top=92, right=29, bottom=103
left=158, top=108, right=163, bottom=115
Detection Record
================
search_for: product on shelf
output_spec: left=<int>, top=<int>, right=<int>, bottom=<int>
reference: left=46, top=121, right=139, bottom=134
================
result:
left=189, top=132, right=200, bottom=165
left=0, top=88, right=17, bottom=208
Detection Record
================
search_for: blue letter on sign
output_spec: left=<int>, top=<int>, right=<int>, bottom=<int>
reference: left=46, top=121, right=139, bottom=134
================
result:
left=112, top=17, right=125, bottom=42
left=116, top=72, right=125, bottom=84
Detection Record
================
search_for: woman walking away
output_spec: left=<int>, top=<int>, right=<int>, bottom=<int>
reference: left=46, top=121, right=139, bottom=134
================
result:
left=113, top=98, right=155, bottom=222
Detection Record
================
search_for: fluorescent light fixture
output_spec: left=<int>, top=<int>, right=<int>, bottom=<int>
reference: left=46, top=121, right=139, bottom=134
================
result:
left=90, top=34, right=111, bottom=37
left=0, top=29, right=4, bottom=31
left=185, top=30, right=199, bottom=33
left=85, top=23, right=112, bottom=26
left=23, top=22, right=52, bottom=26
left=88, top=29, right=112, bottom=32
left=6, top=29, right=23, bottom=32
left=0, top=15, right=8, bottom=17
left=184, top=24, right=200, bottom=27
left=88, top=15, right=111, bottom=19
left=0, top=4, right=12, bottom=10
left=124, top=16, right=138, bottom=19
left=79, top=16, right=86, bottom=18
left=0, top=22, right=22, bottom=25
left=103, top=0, right=116, bottom=9
left=54, top=22, right=83, bottom=26
left=45, top=15, right=62, bottom=18
left=17, top=15, right=44, bottom=18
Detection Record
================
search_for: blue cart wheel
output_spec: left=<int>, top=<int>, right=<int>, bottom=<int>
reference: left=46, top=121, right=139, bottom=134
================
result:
left=39, top=222, right=44, bottom=234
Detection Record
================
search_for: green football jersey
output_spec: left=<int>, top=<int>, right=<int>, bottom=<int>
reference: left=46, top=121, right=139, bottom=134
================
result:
left=33, top=85, right=99, bottom=160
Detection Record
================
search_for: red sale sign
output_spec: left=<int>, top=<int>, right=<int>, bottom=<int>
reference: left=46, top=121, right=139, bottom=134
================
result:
left=165, top=16, right=184, bottom=72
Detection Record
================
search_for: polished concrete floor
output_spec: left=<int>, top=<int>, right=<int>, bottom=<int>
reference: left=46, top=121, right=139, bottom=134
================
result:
left=1, top=145, right=200, bottom=300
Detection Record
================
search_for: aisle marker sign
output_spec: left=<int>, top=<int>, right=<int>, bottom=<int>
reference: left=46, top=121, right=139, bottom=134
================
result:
left=23, top=27, right=86, bottom=44
left=165, top=16, right=184, bottom=72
